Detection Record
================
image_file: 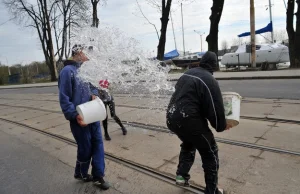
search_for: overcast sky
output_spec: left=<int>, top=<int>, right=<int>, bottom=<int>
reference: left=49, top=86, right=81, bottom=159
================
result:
left=0, top=0, right=289, bottom=66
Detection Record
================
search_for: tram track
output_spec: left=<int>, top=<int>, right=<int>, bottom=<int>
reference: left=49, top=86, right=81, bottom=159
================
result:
left=1, top=96, right=300, bottom=125
left=123, top=122, right=300, bottom=157
left=1, top=102, right=300, bottom=126
left=1, top=103, right=300, bottom=156
left=0, top=118, right=205, bottom=194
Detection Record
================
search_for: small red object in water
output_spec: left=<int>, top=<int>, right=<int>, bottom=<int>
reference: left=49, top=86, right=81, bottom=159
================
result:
left=99, top=79, right=109, bottom=88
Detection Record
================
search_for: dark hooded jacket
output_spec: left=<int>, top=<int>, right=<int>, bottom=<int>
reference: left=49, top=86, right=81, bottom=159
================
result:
left=166, top=51, right=226, bottom=132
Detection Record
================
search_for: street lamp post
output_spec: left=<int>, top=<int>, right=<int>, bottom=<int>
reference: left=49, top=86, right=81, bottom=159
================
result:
left=194, top=30, right=205, bottom=52
left=5, top=57, right=10, bottom=75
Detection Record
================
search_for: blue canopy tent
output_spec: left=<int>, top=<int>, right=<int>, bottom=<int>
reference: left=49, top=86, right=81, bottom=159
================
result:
left=164, top=49, right=179, bottom=60
left=238, top=22, right=273, bottom=37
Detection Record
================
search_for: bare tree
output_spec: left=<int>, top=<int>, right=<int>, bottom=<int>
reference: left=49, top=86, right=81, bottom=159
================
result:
left=52, top=0, right=89, bottom=64
left=263, top=30, right=288, bottom=43
left=91, top=0, right=107, bottom=28
left=135, top=0, right=160, bottom=40
left=221, top=40, right=228, bottom=50
left=206, top=0, right=225, bottom=70
left=136, top=1, right=198, bottom=60
left=274, top=30, right=288, bottom=43
left=4, top=0, right=58, bottom=81
left=135, top=0, right=173, bottom=60
left=286, top=0, right=300, bottom=68
left=156, top=0, right=172, bottom=60
left=232, top=38, right=243, bottom=46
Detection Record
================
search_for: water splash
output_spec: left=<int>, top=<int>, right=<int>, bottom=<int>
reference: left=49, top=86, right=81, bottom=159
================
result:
left=75, top=26, right=174, bottom=99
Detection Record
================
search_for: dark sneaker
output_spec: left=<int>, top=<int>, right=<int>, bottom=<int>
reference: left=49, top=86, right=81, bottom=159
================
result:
left=74, top=174, right=93, bottom=182
left=175, top=175, right=190, bottom=187
left=217, top=188, right=225, bottom=194
left=94, top=177, right=110, bottom=190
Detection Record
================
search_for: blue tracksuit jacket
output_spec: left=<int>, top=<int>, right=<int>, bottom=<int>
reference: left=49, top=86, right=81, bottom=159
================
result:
left=58, top=60, right=105, bottom=179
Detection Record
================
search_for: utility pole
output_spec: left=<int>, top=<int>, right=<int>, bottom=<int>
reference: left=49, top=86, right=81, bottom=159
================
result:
left=181, top=3, right=186, bottom=55
left=250, top=0, right=256, bottom=68
left=268, top=0, right=274, bottom=43
left=170, top=12, right=177, bottom=50
left=5, top=57, right=10, bottom=75
left=194, top=30, right=205, bottom=52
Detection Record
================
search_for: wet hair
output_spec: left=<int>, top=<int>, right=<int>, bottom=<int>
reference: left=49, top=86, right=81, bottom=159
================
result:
left=71, top=44, right=93, bottom=56
left=72, top=44, right=84, bottom=56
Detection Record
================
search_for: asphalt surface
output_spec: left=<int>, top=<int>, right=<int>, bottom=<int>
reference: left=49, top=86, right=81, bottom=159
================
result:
left=218, top=79, right=300, bottom=99
left=0, top=130, right=100, bottom=194
left=0, top=79, right=299, bottom=99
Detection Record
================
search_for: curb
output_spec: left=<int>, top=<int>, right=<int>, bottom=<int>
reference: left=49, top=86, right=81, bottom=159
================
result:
left=216, top=76, right=300, bottom=81
left=0, top=76, right=299, bottom=89
left=0, top=84, right=58, bottom=90
left=168, top=76, right=300, bottom=82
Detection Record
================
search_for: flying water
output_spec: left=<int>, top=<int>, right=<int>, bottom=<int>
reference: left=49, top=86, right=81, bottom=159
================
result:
left=75, top=26, right=174, bottom=112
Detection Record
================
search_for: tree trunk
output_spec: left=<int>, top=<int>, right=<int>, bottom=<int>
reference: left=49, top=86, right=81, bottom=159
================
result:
left=156, top=17, right=169, bottom=60
left=294, top=0, right=300, bottom=68
left=286, top=0, right=296, bottom=68
left=60, top=13, right=67, bottom=62
left=92, top=2, right=99, bottom=28
left=66, top=10, right=72, bottom=58
left=156, top=0, right=172, bottom=61
left=44, top=0, right=57, bottom=81
left=206, top=0, right=225, bottom=70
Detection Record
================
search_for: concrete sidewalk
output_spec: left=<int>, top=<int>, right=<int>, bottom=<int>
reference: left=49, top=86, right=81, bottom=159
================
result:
left=0, top=69, right=299, bottom=89
left=0, top=93, right=299, bottom=193
left=0, top=82, right=57, bottom=89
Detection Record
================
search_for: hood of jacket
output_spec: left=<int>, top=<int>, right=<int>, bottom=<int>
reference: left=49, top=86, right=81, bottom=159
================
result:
left=199, top=51, right=218, bottom=74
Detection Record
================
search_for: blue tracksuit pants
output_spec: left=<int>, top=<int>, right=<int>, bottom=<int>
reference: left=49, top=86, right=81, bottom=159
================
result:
left=70, top=121, right=105, bottom=179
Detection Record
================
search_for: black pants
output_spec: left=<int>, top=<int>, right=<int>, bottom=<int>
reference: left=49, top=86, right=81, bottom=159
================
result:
left=102, top=98, right=125, bottom=134
left=167, top=118, right=219, bottom=194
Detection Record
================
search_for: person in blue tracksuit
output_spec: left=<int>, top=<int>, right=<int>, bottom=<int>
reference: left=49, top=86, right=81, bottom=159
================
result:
left=58, top=45, right=109, bottom=190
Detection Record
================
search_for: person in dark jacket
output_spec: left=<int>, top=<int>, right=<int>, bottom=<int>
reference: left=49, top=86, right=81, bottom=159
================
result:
left=98, top=79, right=127, bottom=141
left=166, top=51, right=231, bottom=194
left=58, top=45, right=109, bottom=190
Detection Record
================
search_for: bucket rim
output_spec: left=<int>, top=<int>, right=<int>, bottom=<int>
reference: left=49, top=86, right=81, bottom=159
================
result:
left=94, top=96, right=106, bottom=109
left=222, top=92, right=242, bottom=98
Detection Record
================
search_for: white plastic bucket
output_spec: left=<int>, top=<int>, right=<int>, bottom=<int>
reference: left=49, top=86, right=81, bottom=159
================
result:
left=76, top=97, right=107, bottom=125
left=222, top=92, right=242, bottom=127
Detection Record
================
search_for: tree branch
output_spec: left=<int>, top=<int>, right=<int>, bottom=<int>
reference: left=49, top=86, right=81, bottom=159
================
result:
left=136, top=0, right=160, bottom=40
left=49, top=0, right=59, bottom=14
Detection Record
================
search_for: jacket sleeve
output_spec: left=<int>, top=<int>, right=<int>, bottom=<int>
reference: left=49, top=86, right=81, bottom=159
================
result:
left=202, top=80, right=227, bottom=132
left=58, top=68, right=78, bottom=121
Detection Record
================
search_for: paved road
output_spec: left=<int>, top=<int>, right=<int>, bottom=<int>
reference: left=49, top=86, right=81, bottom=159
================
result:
left=0, top=130, right=100, bottom=194
left=218, top=79, right=300, bottom=99
left=0, top=79, right=299, bottom=99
